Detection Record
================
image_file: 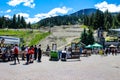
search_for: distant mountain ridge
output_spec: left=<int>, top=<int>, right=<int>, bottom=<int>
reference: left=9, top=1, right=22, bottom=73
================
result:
left=37, top=8, right=119, bottom=27
left=71, top=8, right=100, bottom=16
left=71, top=8, right=119, bottom=16
left=37, top=8, right=101, bottom=26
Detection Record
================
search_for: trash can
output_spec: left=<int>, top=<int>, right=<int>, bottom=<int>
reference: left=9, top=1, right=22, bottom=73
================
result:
left=49, top=51, right=59, bottom=61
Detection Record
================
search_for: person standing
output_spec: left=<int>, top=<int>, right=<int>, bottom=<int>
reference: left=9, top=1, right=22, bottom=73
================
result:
left=38, top=44, right=42, bottom=62
left=46, top=44, right=50, bottom=51
left=105, top=48, right=108, bottom=56
left=21, top=45, right=25, bottom=60
left=13, top=44, right=20, bottom=64
left=25, top=46, right=29, bottom=65
left=29, top=45, right=34, bottom=63
left=34, top=45, right=37, bottom=60
left=61, top=46, right=67, bottom=61
left=25, top=46, right=34, bottom=64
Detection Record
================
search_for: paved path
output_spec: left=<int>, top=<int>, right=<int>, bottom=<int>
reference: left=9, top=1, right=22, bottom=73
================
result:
left=0, top=54, right=120, bottom=80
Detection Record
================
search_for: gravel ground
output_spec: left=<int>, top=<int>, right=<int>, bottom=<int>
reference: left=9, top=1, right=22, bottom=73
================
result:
left=0, top=54, right=120, bottom=80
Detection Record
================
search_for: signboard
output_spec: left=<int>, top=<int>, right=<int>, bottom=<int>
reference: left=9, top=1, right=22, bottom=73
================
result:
left=0, top=36, right=20, bottom=45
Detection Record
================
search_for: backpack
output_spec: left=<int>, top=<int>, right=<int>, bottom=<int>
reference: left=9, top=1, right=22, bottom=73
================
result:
left=14, top=47, right=18, bottom=54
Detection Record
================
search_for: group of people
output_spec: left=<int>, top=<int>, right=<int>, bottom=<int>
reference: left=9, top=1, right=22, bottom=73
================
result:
left=83, top=47, right=119, bottom=56
left=1, top=43, right=120, bottom=65
left=0, top=44, right=20, bottom=64
left=0, top=44, right=42, bottom=65
left=0, top=44, right=14, bottom=62
left=20, top=44, right=42, bottom=65
left=104, top=47, right=118, bottom=56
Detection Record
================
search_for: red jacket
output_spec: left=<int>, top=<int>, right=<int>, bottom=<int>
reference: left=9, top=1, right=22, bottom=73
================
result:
left=28, top=48, right=34, bottom=54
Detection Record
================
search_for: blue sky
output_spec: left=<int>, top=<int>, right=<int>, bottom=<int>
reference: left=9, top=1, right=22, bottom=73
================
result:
left=0, top=0, right=120, bottom=23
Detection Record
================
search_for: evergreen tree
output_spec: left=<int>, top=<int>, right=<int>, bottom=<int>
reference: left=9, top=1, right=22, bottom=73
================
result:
left=27, top=22, right=31, bottom=28
left=87, top=29, right=95, bottom=45
left=80, top=28, right=88, bottom=45
left=2, top=16, right=7, bottom=28
left=0, top=16, right=8, bottom=28
left=1, top=16, right=6, bottom=28
left=105, top=21, right=110, bottom=30
left=12, top=14, right=17, bottom=28
left=104, top=10, right=113, bottom=30
left=5, top=18, right=12, bottom=29
left=112, top=16, right=119, bottom=29
left=88, top=14, right=94, bottom=26
left=93, top=10, right=104, bottom=29
left=116, top=12, right=120, bottom=26
left=84, top=15, right=89, bottom=25
left=0, top=17, right=2, bottom=28
left=17, top=15, right=21, bottom=28
left=21, top=16, right=26, bottom=28
left=112, top=16, right=116, bottom=29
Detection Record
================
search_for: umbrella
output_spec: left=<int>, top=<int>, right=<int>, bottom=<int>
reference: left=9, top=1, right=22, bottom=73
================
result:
left=109, top=44, right=116, bottom=48
left=92, top=43, right=103, bottom=48
left=85, top=44, right=92, bottom=48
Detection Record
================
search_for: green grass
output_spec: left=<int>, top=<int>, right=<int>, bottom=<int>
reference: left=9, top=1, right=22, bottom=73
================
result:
left=29, top=32, right=50, bottom=46
left=0, top=29, right=28, bottom=37
left=0, top=29, right=50, bottom=46
left=81, top=25, right=88, bottom=29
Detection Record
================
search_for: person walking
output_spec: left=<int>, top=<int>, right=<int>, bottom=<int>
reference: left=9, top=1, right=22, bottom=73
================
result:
left=38, top=44, right=42, bottom=62
left=13, top=44, right=20, bottom=64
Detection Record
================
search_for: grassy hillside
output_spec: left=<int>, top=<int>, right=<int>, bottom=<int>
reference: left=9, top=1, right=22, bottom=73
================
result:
left=0, top=29, right=50, bottom=46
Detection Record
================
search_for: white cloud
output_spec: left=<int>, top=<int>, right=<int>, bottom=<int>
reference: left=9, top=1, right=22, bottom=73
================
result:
left=25, top=17, right=40, bottom=23
left=14, top=6, right=72, bottom=23
left=23, top=0, right=35, bottom=8
left=7, top=0, right=35, bottom=8
left=6, top=9, right=12, bottom=13
left=16, top=13, right=29, bottom=18
left=31, top=6, right=72, bottom=23
left=35, top=6, right=72, bottom=19
left=95, top=1, right=120, bottom=12
left=48, top=6, right=72, bottom=15
left=15, top=13, right=38, bottom=23
left=4, top=15, right=12, bottom=18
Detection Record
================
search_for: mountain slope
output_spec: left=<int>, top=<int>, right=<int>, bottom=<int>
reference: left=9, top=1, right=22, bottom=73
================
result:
left=71, top=8, right=99, bottom=16
left=37, top=8, right=99, bottom=27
